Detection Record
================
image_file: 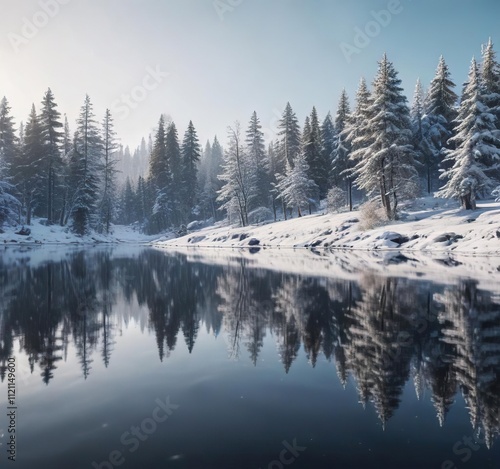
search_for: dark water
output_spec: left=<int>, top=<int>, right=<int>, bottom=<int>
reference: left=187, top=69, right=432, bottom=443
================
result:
left=1, top=247, right=500, bottom=469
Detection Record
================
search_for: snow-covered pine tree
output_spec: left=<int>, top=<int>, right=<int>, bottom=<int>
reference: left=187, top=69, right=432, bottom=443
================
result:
left=99, top=109, right=119, bottom=234
left=20, top=104, right=44, bottom=224
left=245, top=111, right=269, bottom=209
left=203, top=136, right=224, bottom=221
left=350, top=55, right=419, bottom=220
left=332, top=90, right=353, bottom=210
left=343, top=78, right=372, bottom=201
left=411, top=78, right=434, bottom=193
left=181, top=120, right=201, bottom=221
left=422, top=56, right=458, bottom=191
left=165, top=122, right=182, bottom=226
left=438, top=58, right=500, bottom=209
left=0, top=97, right=20, bottom=225
left=70, top=95, right=102, bottom=235
left=217, top=122, right=256, bottom=226
left=277, top=102, right=301, bottom=169
left=320, top=113, right=336, bottom=182
left=303, top=106, right=326, bottom=199
left=480, top=38, right=500, bottom=178
left=481, top=38, right=500, bottom=125
left=276, top=151, right=317, bottom=218
left=148, top=115, right=170, bottom=232
left=40, top=88, right=63, bottom=224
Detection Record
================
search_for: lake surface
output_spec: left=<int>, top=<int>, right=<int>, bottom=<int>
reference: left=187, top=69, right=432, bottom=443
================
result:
left=1, top=246, right=500, bottom=469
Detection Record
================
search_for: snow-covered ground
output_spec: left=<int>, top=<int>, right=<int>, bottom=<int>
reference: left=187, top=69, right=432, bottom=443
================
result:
left=0, top=220, right=169, bottom=245
left=156, top=198, right=500, bottom=255
left=2, top=198, right=500, bottom=255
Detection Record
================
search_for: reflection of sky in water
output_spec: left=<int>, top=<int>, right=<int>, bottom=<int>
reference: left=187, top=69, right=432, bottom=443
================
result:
left=0, top=247, right=500, bottom=468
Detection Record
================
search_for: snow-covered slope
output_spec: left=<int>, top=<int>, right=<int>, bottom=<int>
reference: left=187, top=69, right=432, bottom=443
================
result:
left=0, top=220, right=169, bottom=245
left=156, top=200, right=500, bottom=255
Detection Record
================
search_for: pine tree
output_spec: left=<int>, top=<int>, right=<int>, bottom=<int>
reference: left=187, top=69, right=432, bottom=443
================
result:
left=343, top=78, right=372, bottom=201
left=350, top=55, right=419, bottom=220
left=0, top=97, right=19, bottom=178
left=181, top=120, right=201, bottom=220
left=70, top=95, right=102, bottom=235
left=411, top=78, right=434, bottom=193
left=277, top=102, right=301, bottom=169
left=332, top=90, right=353, bottom=209
left=438, top=58, right=500, bottom=209
left=164, top=122, right=182, bottom=226
left=20, top=104, right=44, bottom=224
left=276, top=151, right=317, bottom=218
left=148, top=115, right=170, bottom=232
left=480, top=38, right=500, bottom=123
left=480, top=38, right=500, bottom=178
left=40, top=88, right=63, bottom=224
left=58, top=115, right=72, bottom=226
left=0, top=97, right=19, bottom=225
left=203, top=136, right=224, bottom=221
left=99, top=109, right=119, bottom=234
left=245, top=111, right=269, bottom=210
left=422, top=56, right=458, bottom=191
left=303, top=106, right=325, bottom=198
left=320, top=113, right=336, bottom=181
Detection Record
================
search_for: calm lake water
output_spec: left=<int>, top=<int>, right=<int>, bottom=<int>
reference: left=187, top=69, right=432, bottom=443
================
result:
left=1, top=246, right=500, bottom=469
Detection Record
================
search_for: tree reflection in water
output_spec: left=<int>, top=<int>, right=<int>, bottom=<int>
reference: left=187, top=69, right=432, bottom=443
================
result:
left=1, top=248, right=500, bottom=445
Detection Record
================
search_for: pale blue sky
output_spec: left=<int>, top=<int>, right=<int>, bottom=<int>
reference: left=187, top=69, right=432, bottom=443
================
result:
left=0, top=0, right=498, bottom=149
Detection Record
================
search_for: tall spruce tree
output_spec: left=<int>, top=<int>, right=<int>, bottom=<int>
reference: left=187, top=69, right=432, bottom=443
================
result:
left=165, top=122, right=182, bottom=226
left=350, top=55, right=418, bottom=220
left=20, top=104, right=44, bottom=224
left=343, top=78, right=372, bottom=201
left=99, top=109, right=119, bottom=234
left=438, top=58, right=500, bottom=209
left=277, top=102, right=301, bottom=169
left=70, top=95, right=102, bottom=235
left=245, top=111, right=269, bottom=209
left=148, top=115, right=170, bottom=232
left=0, top=97, right=19, bottom=225
left=332, top=90, right=353, bottom=209
left=303, top=106, right=325, bottom=198
left=181, top=120, right=201, bottom=221
left=422, top=56, right=458, bottom=190
left=40, top=88, right=63, bottom=224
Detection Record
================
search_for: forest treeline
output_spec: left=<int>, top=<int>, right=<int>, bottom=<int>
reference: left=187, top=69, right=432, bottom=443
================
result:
left=1, top=40, right=500, bottom=234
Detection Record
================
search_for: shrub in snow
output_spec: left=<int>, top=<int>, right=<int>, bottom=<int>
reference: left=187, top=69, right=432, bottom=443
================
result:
left=359, top=200, right=388, bottom=231
left=326, top=187, right=347, bottom=213
left=248, top=207, right=274, bottom=224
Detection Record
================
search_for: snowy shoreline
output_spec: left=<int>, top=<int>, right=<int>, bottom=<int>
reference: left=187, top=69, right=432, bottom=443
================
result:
left=2, top=199, right=500, bottom=256
left=155, top=199, right=500, bottom=256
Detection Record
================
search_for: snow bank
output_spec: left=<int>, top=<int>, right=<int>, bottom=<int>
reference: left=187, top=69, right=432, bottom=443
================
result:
left=156, top=200, right=500, bottom=255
